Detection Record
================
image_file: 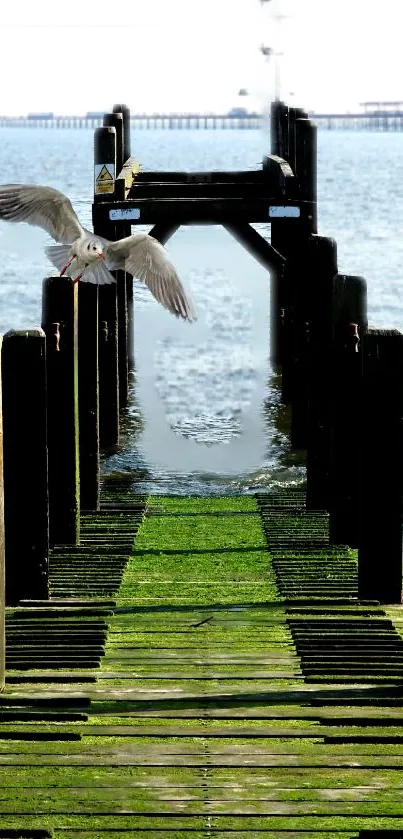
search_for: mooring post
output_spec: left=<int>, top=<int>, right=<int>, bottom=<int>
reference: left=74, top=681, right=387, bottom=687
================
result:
left=42, top=278, right=80, bottom=546
left=0, top=338, right=4, bottom=688
left=328, top=275, right=367, bottom=546
left=304, top=236, right=339, bottom=507
left=103, top=111, right=124, bottom=178
left=78, top=283, right=100, bottom=509
left=112, top=103, right=135, bottom=370
left=99, top=114, right=129, bottom=408
left=270, top=100, right=289, bottom=159
left=2, top=329, right=49, bottom=604
left=295, top=117, right=318, bottom=232
left=357, top=329, right=403, bottom=604
left=98, top=285, right=119, bottom=448
left=112, top=103, right=131, bottom=164
left=93, top=125, right=120, bottom=445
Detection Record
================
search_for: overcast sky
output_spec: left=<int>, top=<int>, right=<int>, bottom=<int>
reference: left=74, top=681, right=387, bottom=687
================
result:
left=2, top=0, right=401, bottom=115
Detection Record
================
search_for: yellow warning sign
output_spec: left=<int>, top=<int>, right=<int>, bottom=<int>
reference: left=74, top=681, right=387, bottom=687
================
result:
left=95, top=163, right=115, bottom=195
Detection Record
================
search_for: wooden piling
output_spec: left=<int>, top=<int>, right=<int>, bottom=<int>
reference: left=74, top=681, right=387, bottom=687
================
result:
left=94, top=125, right=116, bottom=201
left=42, top=278, right=80, bottom=546
left=0, top=338, right=5, bottom=687
left=112, top=103, right=131, bottom=164
left=112, top=105, right=135, bottom=375
left=328, top=275, right=367, bottom=546
left=357, top=329, right=403, bottom=604
left=270, top=100, right=289, bottom=160
left=295, top=118, right=318, bottom=232
left=103, top=112, right=124, bottom=178
left=78, top=282, right=100, bottom=509
left=92, top=126, right=121, bottom=442
left=2, top=329, right=49, bottom=604
left=98, top=285, right=119, bottom=448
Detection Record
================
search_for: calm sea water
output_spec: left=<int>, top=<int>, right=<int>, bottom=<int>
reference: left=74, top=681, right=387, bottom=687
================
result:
left=0, top=126, right=402, bottom=495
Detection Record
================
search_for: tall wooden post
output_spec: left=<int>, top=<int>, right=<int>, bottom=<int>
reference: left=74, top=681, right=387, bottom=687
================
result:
left=0, top=338, right=5, bottom=687
left=112, top=104, right=134, bottom=370
left=103, top=112, right=124, bottom=179
left=98, top=285, right=119, bottom=448
left=328, top=275, right=367, bottom=545
left=93, top=126, right=120, bottom=446
left=357, top=329, right=403, bottom=604
left=2, top=329, right=49, bottom=604
left=78, top=283, right=100, bottom=509
left=112, top=103, right=131, bottom=164
left=42, top=278, right=80, bottom=546
left=304, top=236, right=339, bottom=507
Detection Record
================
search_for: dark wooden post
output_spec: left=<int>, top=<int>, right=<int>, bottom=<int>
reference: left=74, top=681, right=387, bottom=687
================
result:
left=304, top=237, right=339, bottom=507
left=295, top=117, right=317, bottom=232
left=42, top=278, right=80, bottom=546
left=2, top=329, right=49, bottom=604
left=112, top=103, right=131, bottom=164
left=270, top=100, right=289, bottom=159
left=0, top=342, right=4, bottom=687
left=78, top=283, right=100, bottom=509
left=93, top=126, right=120, bottom=444
left=112, top=104, right=134, bottom=370
left=284, top=235, right=337, bottom=451
left=99, top=116, right=129, bottom=408
left=357, top=329, right=403, bottom=604
left=328, top=275, right=367, bottom=545
left=103, top=112, right=124, bottom=179
left=98, top=285, right=119, bottom=448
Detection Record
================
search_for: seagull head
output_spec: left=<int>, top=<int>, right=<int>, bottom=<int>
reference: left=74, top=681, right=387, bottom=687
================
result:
left=86, top=240, right=104, bottom=262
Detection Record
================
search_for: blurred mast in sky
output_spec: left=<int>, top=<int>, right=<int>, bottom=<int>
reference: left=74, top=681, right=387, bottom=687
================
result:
left=259, top=0, right=291, bottom=102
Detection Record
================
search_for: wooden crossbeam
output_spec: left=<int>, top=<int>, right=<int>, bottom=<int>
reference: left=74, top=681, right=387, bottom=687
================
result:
left=94, top=197, right=313, bottom=226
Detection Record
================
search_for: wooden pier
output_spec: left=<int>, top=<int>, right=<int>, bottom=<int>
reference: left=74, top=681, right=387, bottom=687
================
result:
left=0, top=99, right=403, bottom=835
left=1, top=105, right=403, bottom=130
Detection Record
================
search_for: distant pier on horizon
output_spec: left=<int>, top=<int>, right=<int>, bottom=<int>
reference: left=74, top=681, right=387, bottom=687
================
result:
left=1, top=101, right=403, bottom=130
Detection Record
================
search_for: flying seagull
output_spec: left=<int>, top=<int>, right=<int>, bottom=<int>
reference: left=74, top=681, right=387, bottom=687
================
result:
left=0, top=183, right=196, bottom=322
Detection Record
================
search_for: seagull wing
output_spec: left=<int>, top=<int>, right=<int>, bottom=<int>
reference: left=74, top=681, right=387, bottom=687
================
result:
left=104, top=233, right=196, bottom=321
left=0, top=184, right=84, bottom=244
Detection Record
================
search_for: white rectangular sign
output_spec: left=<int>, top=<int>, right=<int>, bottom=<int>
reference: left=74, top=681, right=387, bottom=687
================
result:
left=269, top=206, right=301, bottom=218
left=109, top=208, right=141, bottom=220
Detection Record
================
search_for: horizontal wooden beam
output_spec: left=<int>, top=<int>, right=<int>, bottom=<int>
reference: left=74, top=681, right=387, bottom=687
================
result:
left=126, top=183, right=292, bottom=199
left=93, top=197, right=314, bottom=226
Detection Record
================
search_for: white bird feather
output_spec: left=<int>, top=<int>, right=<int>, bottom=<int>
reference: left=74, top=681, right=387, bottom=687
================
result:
left=0, top=183, right=196, bottom=321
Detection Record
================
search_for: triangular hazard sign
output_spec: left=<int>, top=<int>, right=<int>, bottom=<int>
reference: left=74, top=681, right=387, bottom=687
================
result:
left=96, top=165, right=113, bottom=182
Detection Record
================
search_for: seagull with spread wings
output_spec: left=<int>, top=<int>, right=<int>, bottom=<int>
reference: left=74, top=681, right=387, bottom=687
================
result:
left=0, top=183, right=196, bottom=322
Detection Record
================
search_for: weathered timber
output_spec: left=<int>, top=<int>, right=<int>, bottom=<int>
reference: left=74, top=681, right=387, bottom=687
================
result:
left=112, top=102, right=131, bottom=164
left=270, top=100, right=290, bottom=159
left=93, top=124, right=116, bottom=201
left=0, top=337, right=3, bottom=687
left=357, top=328, right=403, bottom=603
left=328, top=275, right=368, bottom=546
left=93, top=126, right=120, bottom=442
left=103, top=111, right=124, bottom=181
left=295, top=118, right=318, bottom=232
left=2, top=329, right=49, bottom=604
left=262, top=154, right=297, bottom=198
left=148, top=222, right=180, bottom=245
left=42, top=278, right=80, bottom=546
left=98, top=285, right=119, bottom=447
left=78, top=282, right=100, bottom=509
left=282, top=235, right=338, bottom=446
left=116, top=269, right=129, bottom=408
left=93, top=197, right=314, bottom=226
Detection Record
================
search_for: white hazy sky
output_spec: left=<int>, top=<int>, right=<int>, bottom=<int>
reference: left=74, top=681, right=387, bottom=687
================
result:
left=2, top=0, right=402, bottom=115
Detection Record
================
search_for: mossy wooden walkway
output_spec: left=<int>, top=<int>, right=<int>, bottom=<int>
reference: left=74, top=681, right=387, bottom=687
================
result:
left=1, top=481, right=403, bottom=837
